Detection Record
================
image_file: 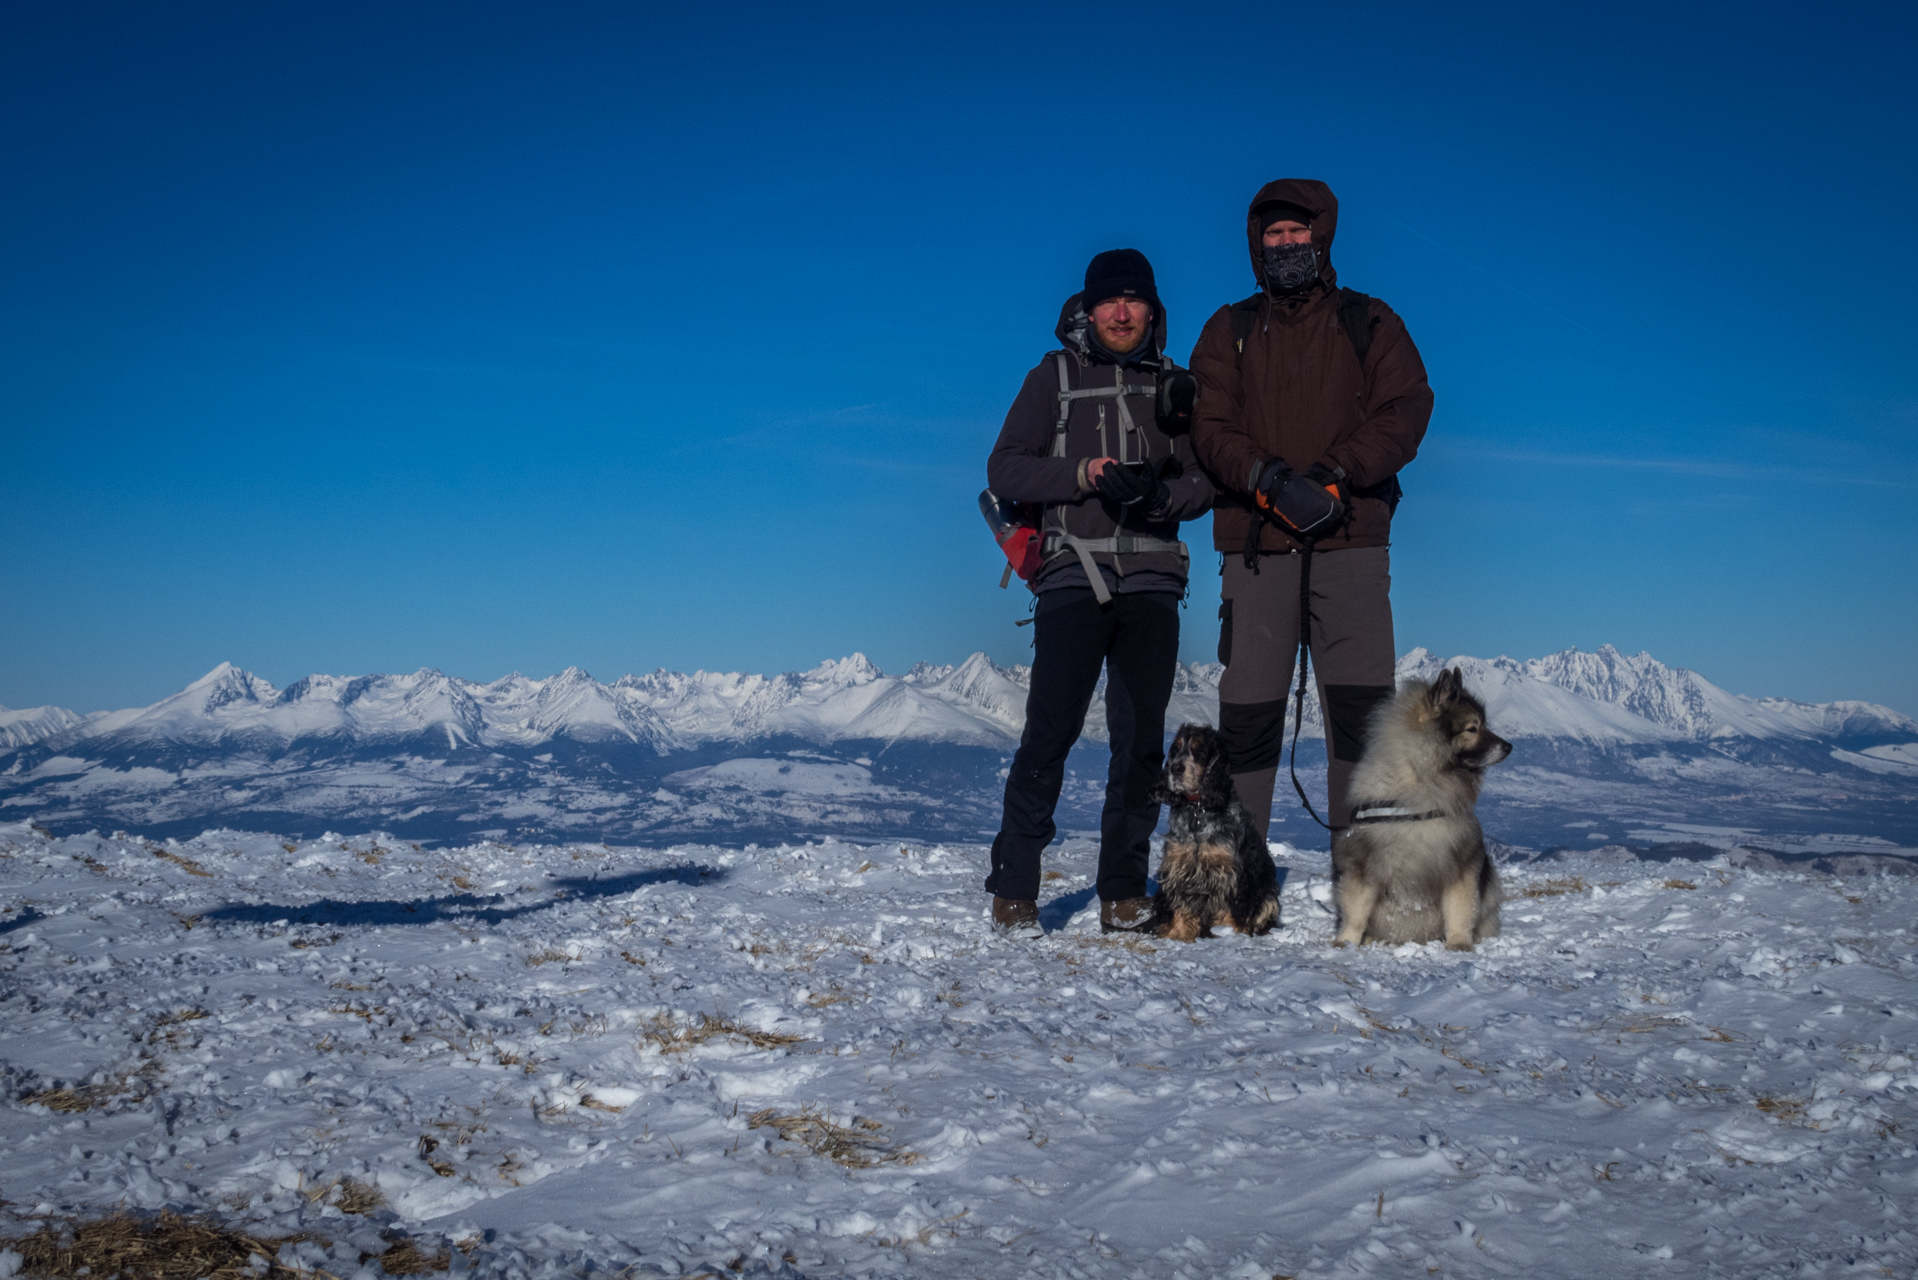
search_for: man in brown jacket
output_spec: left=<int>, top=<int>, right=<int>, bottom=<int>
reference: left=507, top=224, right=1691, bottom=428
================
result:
left=1189, top=179, right=1433, bottom=842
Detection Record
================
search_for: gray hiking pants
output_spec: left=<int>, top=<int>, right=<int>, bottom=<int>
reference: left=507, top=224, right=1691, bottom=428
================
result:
left=1215, top=546, right=1397, bottom=845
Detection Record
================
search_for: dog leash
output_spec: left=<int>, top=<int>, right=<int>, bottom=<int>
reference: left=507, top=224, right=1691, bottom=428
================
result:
left=1287, top=538, right=1333, bottom=831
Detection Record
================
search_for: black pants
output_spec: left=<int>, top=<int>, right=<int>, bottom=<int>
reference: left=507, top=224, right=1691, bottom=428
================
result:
left=986, top=588, right=1181, bottom=903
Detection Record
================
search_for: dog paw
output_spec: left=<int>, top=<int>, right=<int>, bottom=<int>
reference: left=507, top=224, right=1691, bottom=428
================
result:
left=1445, top=939, right=1475, bottom=952
left=1331, top=937, right=1352, bottom=949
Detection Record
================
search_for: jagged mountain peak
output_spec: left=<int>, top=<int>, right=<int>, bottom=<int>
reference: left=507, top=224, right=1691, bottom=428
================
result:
left=802, top=653, right=884, bottom=689
left=184, top=661, right=276, bottom=703
left=185, top=660, right=249, bottom=687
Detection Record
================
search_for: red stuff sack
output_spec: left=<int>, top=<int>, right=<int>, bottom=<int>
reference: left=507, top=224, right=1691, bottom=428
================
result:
left=978, top=490, right=1044, bottom=583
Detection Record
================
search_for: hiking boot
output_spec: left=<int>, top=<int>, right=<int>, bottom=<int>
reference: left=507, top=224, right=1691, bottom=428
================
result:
left=990, top=896, right=1043, bottom=938
left=1100, top=896, right=1155, bottom=933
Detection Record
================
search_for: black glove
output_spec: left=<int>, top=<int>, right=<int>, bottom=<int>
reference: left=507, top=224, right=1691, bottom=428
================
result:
left=1096, top=463, right=1170, bottom=512
left=1156, top=371, right=1198, bottom=435
left=1255, top=458, right=1345, bottom=538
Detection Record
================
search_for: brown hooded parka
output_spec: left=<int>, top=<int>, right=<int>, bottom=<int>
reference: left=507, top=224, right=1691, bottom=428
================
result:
left=1188, top=179, right=1433, bottom=555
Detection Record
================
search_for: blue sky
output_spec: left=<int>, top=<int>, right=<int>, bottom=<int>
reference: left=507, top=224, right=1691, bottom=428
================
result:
left=3, top=1, right=1915, bottom=715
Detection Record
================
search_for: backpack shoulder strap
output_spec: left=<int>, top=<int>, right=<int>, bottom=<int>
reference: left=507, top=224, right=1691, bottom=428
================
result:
left=1332, top=287, right=1404, bottom=513
left=1229, top=294, right=1262, bottom=370
left=1337, top=288, right=1376, bottom=365
left=1051, top=350, right=1073, bottom=457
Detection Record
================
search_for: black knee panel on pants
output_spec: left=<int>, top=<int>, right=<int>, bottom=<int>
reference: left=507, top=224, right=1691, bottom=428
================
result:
left=1322, top=683, right=1396, bottom=763
left=1218, top=698, right=1288, bottom=773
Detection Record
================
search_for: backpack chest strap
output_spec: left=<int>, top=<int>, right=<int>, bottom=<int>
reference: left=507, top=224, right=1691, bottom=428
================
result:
left=1041, top=533, right=1188, bottom=605
left=1051, top=350, right=1156, bottom=458
left=1059, top=384, right=1157, bottom=402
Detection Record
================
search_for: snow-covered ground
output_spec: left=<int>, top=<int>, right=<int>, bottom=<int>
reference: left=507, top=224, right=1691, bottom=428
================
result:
left=3, top=819, right=1914, bottom=1278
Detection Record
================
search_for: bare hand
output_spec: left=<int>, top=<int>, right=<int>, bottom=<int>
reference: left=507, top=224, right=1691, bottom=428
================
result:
left=1085, top=457, right=1118, bottom=484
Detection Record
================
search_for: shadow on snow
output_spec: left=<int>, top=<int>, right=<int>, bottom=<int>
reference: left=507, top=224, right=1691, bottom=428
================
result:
left=199, top=864, right=725, bottom=930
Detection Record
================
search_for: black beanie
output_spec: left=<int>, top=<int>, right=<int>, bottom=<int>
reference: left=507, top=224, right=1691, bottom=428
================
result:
left=1081, top=248, right=1160, bottom=311
left=1257, top=201, right=1314, bottom=233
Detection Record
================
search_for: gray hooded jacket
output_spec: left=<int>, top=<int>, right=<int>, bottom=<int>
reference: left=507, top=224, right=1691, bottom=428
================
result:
left=986, top=294, right=1215, bottom=598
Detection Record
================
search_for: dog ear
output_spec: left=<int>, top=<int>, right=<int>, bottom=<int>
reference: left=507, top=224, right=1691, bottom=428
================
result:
left=1430, top=668, right=1463, bottom=711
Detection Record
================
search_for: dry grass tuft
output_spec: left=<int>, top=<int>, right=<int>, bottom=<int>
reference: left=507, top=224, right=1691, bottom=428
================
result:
left=415, top=1135, right=457, bottom=1178
left=148, top=1009, right=209, bottom=1048
left=1663, top=878, right=1699, bottom=890
left=328, top=1002, right=388, bottom=1022
left=1517, top=876, right=1588, bottom=898
left=524, top=948, right=576, bottom=967
left=22, top=1085, right=110, bottom=1113
left=805, top=986, right=864, bottom=1008
left=747, top=1107, right=921, bottom=1168
left=1072, top=933, right=1157, bottom=955
left=640, top=1011, right=805, bottom=1054
left=374, top=1238, right=450, bottom=1275
left=0, top=1211, right=308, bottom=1280
left=1756, top=1094, right=1812, bottom=1126
left=150, top=848, right=213, bottom=877
left=567, top=1014, right=609, bottom=1040
left=1613, top=1014, right=1688, bottom=1036
left=22, top=1062, right=155, bottom=1113
left=335, top=1179, right=385, bottom=1215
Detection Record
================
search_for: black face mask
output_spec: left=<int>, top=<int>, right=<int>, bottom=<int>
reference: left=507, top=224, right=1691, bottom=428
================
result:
left=1262, top=241, right=1320, bottom=294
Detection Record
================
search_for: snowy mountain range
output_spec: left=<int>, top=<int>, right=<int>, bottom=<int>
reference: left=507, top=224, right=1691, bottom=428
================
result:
left=6, top=644, right=1913, bottom=757
left=3, top=646, right=1914, bottom=850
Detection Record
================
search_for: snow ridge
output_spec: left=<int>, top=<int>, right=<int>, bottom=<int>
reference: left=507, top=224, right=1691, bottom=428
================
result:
left=7, top=647, right=1914, bottom=757
left=0, top=703, right=92, bottom=751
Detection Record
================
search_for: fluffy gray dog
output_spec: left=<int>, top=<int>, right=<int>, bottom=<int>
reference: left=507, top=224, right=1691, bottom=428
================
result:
left=1331, top=668, right=1512, bottom=950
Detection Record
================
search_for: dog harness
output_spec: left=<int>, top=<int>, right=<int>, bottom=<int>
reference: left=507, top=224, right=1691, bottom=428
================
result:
left=1350, top=805, right=1446, bottom=824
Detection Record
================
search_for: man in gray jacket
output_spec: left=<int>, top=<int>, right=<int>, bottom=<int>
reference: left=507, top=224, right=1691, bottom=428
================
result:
left=984, top=249, right=1215, bottom=935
